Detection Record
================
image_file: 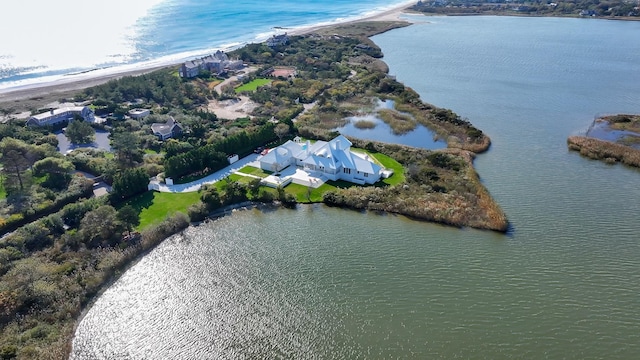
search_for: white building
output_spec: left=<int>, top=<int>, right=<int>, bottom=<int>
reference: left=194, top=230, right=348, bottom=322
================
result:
left=259, top=135, right=382, bottom=185
left=26, top=106, right=95, bottom=126
left=128, top=108, right=150, bottom=119
left=178, top=50, right=244, bottom=78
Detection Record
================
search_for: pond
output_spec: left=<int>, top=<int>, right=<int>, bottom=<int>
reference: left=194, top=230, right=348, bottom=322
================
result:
left=336, top=99, right=447, bottom=150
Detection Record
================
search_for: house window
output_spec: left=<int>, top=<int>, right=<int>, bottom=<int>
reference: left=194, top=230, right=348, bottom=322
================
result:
left=343, top=168, right=351, bottom=174
left=364, top=173, right=368, bottom=177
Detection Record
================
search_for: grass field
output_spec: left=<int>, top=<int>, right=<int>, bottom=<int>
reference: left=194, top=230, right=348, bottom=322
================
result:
left=237, top=166, right=272, bottom=178
left=123, top=191, right=201, bottom=230
left=0, top=175, right=6, bottom=200
left=235, top=78, right=271, bottom=93
left=369, top=152, right=405, bottom=186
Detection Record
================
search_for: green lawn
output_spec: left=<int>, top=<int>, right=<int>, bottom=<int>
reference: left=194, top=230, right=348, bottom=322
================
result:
left=0, top=175, right=6, bottom=200
left=286, top=182, right=341, bottom=203
left=235, top=78, right=271, bottom=93
left=237, top=166, right=272, bottom=178
left=122, top=190, right=201, bottom=230
left=369, top=152, right=405, bottom=186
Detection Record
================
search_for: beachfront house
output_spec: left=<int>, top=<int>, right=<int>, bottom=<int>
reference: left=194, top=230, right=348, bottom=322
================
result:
left=266, top=33, right=290, bottom=48
left=179, top=50, right=244, bottom=78
left=259, top=135, right=382, bottom=185
left=151, top=117, right=183, bottom=141
left=26, top=106, right=95, bottom=126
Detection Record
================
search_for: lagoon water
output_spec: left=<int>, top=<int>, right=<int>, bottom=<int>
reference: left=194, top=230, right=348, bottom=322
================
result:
left=72, top=16, right=640, bottom=359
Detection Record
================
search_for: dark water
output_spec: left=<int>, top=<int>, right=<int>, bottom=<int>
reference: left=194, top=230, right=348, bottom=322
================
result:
left=72, top=16, right=640, bottom=359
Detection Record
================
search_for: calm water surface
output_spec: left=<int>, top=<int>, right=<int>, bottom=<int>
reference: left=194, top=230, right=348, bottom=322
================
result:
left=337, top=99, right=447, bottom=150
left=72, top=16, right=640, bottom=359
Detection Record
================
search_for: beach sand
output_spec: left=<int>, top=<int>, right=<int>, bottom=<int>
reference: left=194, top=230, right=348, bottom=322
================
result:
left=0, top=1, right=414, bottom=114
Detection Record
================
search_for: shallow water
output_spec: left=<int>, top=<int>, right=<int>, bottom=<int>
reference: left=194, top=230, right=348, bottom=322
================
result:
left=587, top=121, right=640, bottom=149
left=337, top=99, right=447, bottom=149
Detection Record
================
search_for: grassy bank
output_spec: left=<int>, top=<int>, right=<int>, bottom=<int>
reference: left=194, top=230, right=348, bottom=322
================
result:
left=327, top=140, right=509, bottom=232
left=122, top=191, right=201, bottom=230
left=567, top=136, right=640, bottom=168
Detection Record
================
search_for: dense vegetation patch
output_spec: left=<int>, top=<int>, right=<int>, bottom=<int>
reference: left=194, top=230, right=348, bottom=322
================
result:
left=568, top=136, right=640, bottom=167
left=411, top=0, right=639, bottom=18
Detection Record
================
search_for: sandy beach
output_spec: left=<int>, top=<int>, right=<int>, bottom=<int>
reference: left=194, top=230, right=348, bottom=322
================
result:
left=0, top=1, right=414, bottom=111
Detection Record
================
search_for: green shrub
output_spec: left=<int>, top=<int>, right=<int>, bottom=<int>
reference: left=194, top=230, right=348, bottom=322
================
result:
left=187, top=202, right=209, bottom=222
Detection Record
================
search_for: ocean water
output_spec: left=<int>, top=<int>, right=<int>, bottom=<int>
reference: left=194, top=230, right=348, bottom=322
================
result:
left=0, top=0, right=411, bottom=90
left=72, top=16, right=640, bottom=359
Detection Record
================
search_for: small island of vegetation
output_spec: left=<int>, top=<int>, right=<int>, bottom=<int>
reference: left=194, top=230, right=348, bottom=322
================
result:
left=0, top=20, right=506, bottom=359
left=568, top=114, right=640, bottom=167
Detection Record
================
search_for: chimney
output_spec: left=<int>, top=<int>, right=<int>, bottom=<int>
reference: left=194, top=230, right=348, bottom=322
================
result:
left=306, top=140, right=311, bottom=156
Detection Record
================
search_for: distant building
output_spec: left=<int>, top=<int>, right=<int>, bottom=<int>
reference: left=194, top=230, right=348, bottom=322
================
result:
left=179, top=50, right=244, bottom=78
left=26, top=106, right=95, bottom=126
left=128, top=108, right=150, bottom=119
left=266, top=33, right=290, bottom=48
left=151, top=117, right=183, bottom=140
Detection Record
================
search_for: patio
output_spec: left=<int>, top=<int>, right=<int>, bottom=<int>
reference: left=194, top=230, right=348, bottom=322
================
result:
left=260, top=165, right=327, bottom=188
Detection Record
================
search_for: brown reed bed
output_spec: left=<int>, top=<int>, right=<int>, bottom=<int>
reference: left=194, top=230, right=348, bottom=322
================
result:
left=567, top=136, right=640, bottom=168
left=377, top=108, right=416, bottom=135
left=353, top=119, right=377, bottom=129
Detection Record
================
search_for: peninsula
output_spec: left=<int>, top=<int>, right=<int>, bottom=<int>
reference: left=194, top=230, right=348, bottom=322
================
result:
left=0, top=5, right=507, bottom=358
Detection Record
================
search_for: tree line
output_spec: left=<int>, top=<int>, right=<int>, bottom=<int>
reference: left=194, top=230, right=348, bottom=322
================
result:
left=164, top=123, right=277, bottom=179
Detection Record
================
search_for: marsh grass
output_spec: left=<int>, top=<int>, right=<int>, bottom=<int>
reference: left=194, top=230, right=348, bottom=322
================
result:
left=603, top=114, right=640, bottom=132
left=619, top=135, right=640, bottom=147
left=353, top=120, right=377, bottom=129
left=568, top=136, right=640, bottom=168
left=377, top=109, right=416, bottom=135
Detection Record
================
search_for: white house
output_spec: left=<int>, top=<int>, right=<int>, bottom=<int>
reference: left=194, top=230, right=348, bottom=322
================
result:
left=128, top=108, right=150, bottom=119
left=266, top=33, right=290, bottom=48
left=259, top=135, right=382, bottom=185
left=178, top=50, right=244, bottom=78
left=26, top=106, right=95, bottom=126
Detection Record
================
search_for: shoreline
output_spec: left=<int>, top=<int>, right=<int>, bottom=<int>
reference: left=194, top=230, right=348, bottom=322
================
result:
left=0, top=1, right=415, bottom=106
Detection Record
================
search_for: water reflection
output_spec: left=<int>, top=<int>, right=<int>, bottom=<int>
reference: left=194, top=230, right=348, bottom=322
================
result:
left=337, top=99, right=447, bottom=150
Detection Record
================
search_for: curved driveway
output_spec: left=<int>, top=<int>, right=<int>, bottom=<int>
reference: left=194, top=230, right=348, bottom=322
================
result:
left=149, top=153, right=260, bottom=193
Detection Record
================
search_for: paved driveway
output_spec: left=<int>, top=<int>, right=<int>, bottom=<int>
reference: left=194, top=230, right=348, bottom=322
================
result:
left=149, top=153, right=260, bottom=193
